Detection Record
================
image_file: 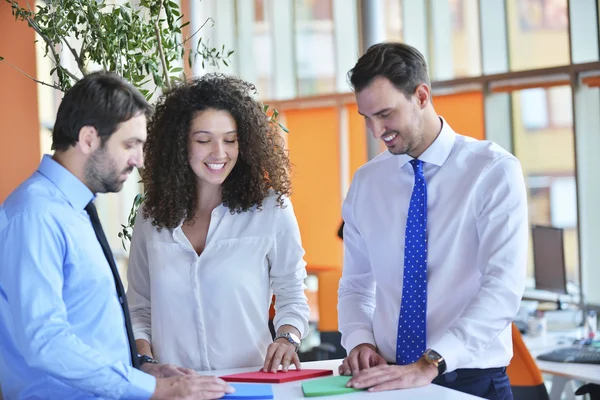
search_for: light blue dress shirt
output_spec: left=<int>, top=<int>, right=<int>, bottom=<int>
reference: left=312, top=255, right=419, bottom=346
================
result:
left=0, top=155, right=155, bottom=399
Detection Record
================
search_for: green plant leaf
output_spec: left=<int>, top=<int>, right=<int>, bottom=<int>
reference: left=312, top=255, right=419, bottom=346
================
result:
left=5, top=0, right=252, bottom=243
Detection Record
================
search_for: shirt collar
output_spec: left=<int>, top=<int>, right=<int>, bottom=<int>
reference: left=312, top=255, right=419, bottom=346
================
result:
left=37, top=154, right=94, bottom=211
left=397, top=116, right=456, bottom=169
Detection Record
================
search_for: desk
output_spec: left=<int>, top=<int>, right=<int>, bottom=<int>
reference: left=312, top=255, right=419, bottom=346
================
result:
left=200, top=360, right=482, bottom=399
left=524, top=330, right=600, bottom=400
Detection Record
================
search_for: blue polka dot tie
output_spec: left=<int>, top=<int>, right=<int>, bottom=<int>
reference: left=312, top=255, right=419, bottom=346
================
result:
left=396, top=159, right=428, bottom=365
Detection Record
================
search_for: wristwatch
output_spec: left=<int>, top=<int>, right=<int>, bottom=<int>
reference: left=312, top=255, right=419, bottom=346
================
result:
left=423, top=349, right=446, bottom=376
left=274, top=332, right=301, bottom=352
left=138, top=354, right=159, bottom=366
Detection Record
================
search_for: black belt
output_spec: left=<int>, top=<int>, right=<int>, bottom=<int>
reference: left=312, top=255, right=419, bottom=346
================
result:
left=433, top=367, right=507, bottom=384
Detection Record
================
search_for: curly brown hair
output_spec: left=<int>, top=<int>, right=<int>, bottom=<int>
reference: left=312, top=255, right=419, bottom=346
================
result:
left=142, top=73, right=292, bottom=229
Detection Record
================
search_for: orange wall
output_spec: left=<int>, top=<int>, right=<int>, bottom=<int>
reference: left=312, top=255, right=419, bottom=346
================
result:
left=433, top=91, right=485, bottom=140
left=286, top=107, right=343, bottom=269
left=285, top=107, right=343, bottom=332
left=0, top=6, right=40, bottom=202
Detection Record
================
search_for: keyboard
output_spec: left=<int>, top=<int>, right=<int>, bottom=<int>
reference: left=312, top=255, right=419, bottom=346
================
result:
left=537, top=346, right=600, bottom=364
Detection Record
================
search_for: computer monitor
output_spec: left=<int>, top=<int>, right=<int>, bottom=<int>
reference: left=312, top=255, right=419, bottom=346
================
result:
left=532, top=225, right=568, bottom=295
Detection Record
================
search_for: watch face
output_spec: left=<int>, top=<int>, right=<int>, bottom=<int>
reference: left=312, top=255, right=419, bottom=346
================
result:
left=426, top=350, right=442, bottom=362
left=288, top=333, right=301, bottom=344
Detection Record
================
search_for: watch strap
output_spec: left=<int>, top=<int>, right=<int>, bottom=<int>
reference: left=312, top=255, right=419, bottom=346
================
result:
left=138, top=354, right=159, bottom=366
left=274, top=333, right=300, bottom=352
left=424, top=349, right=447, bottom=376
left=436, top=357, right=447, bottom=375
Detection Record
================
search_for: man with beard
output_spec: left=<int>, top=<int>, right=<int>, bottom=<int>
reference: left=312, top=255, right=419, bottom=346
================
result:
left=337, top=43, right=528, bottom=400
left=0, top=72, right=234, bottom=399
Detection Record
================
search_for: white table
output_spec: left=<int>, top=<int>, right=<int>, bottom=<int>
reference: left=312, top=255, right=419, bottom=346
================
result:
left=523, top=330, right=600, bottom=400
left=200, top=360, right=483, bottom=399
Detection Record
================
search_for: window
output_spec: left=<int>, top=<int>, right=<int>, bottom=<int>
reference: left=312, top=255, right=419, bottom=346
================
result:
left=429, top=0, right=481, bottom=79
left=518, top=0, right=569, bottom=31
left=520, top=86, right=573, bottom=130
left=448, top=0, right=481, bottom=77
left=253, top=0, right=274, bottom=98
left=512, top=86, right=579, bottom=288
left=506, top=0, right=570, bottom=70
left=294, top=0, right=336, bottom=96
left=385, top=0, right=403, bottom=42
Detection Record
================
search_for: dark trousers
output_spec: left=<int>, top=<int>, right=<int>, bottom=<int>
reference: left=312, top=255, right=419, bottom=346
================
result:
left=433, top=367, right=513, bottom=400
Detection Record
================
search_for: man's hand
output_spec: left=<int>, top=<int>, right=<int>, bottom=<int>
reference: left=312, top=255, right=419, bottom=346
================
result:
left=151, top=375, right=235, bottom=400
left=262, top=340, right=301, bottom=373
left=346, top=357, right=438, bottom=392
left=141, top=362, right=196, bottom=378
left=338, top=343, right=387, bottom=376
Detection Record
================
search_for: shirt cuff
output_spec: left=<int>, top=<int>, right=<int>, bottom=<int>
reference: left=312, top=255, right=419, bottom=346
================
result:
left=342, top=329, right=376, bottom=355
left=432, top=331, right=472, bottom=373
left=133, top=328, right=152, bottom=344
left=275, top=316, right=309, bottom=339
left=121, top=367, right=156, bottom=400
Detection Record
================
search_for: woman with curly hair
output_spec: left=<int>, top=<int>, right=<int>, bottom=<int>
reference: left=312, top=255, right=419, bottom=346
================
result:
left=125, top=74, right=310, bottom=373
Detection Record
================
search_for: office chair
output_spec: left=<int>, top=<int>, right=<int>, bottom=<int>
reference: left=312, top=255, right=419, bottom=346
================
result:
left=576, top=383, right=600, bottom=400
left=507, top=322, right=550, bottom=400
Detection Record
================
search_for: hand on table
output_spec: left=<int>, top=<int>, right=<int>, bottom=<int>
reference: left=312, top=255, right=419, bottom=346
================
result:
left=262, top=339, right=301, bottom=373
left=346, top=357, right=438, bottom=392
left=152, top=375, right=235, bottom=400
left=338, top=343, right=387, bottom=376
left=141, top=362, right=196, bottom=378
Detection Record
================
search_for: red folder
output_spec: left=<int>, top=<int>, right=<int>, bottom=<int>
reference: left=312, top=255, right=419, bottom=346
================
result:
left=220, top=369, right=333, bottom=383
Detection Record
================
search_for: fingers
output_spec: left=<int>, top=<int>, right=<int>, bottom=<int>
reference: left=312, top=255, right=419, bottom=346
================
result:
left=280, top=349, right=293, bottom=372
left=347, top=365, right=392, bottom=389
left=359, top=348, right=372, bottom=370
left=193, top=376, right=235, bottom=398
left=164, top=365, right=186, bottom=377
left=339, top=358, right=351, bottom=376
left=292, top=353, right=302, bottom=371
left=269, top=345, right=288, bottom=373
left=347, top=350, right=361, bottom=376
left=177, top=366, right=196, bottom=375
left=262, top=344, right=277, bottom=372
left=280, top=350, right=301, bottom=372
left=374, top=353, right=388, bottom=366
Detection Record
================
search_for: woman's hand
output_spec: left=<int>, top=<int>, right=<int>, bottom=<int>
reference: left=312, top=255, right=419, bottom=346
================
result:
left=262, top=339, right=301, bottom=373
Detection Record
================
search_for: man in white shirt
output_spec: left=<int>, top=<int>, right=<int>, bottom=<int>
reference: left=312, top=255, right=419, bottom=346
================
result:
left=337, top=42, right=528, bottom=400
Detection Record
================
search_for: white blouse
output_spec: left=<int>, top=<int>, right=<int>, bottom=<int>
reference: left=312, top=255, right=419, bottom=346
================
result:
left=126, top=193, right=310, bottom=371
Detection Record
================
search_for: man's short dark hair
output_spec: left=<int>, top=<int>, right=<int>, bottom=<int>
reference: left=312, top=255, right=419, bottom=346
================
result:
left=348, top=42, right=431, bottom=97
left=52, top=71, right=152, bottom=151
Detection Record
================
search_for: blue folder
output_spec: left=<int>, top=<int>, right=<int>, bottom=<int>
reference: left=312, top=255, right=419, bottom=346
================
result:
left=222, top=383, right=274, bottom=399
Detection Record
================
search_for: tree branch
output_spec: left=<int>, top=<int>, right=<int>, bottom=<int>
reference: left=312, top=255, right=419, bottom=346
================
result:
left=23, top=14, right=80, bottom=82
left=180, top=17, right=213, bottom=46
left=79, top=28, right=89, bottom=75
left=73, top=0, right=108, bottom=71
left=61, top=36, right=86, bottom=75
left=0, top=58, right=64, bottom=91
left=154, top=1, right=172, bottom=90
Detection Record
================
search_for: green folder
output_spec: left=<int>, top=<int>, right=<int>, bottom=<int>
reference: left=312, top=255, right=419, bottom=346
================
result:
left=301, top=376, right=363, bottom=397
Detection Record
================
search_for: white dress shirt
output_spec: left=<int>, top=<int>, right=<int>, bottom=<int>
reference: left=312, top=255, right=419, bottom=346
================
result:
left=127, top=193, right=310, bottom=371
left=338, top=118, right=528, bottom=373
